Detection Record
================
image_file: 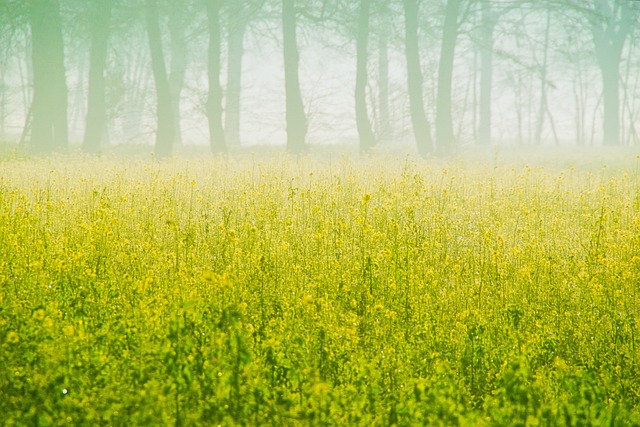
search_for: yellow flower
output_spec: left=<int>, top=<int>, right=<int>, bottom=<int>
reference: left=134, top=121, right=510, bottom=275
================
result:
left=6, top=331, right=20, bottom=344
left=44, top=317, right=54, bottom=329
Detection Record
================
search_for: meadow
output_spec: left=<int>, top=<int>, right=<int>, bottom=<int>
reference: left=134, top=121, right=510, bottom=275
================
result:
left=1, top=148, right=639, bottom=425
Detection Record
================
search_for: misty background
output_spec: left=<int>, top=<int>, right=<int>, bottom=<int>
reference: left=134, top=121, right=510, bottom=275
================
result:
left=0, top=0, right=639, bottom=156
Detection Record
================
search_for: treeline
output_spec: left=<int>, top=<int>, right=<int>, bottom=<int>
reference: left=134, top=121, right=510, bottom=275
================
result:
left=0, top=0, right=638, bottom=156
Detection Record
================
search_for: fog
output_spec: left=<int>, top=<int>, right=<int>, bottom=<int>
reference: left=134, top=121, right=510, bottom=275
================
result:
left=0, top=0, right=639, bottom=156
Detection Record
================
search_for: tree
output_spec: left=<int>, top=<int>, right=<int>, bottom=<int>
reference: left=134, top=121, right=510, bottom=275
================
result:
left=224, top=2, right=265, bottom=147
left=475, top=0, right=521, bottom=146
left=533, top=7, right=552, bottom=146
left=371, top=0, right=403, bottom=145
left=167, top=0, right=190, bottom=146
left=110, top=6, right=152, bottom=145
left=403, top=0, right=433, bottom=157
left=589, top=0, right=637, bottom=146
left=145, top=0, right=175, bottom=158
left=377, top=32, right=391, bottom=142
left=355, top=0, right=375, bottom=152
left=435, top=0, right=462, bottom=155
left=620, top=25, right=640, bottom=146
left=206, top=0, right=226, bottom=153
left=560, top=0, right=638, bottom=146
left=282, top=0, right=307, bottom=153
left=0, top=4, right=11, bottom=140
left=83, top=0, right=113, bottom=153
left=29, top=0, right=68, bottom=153
left=477, top=0, right=497, bottom=145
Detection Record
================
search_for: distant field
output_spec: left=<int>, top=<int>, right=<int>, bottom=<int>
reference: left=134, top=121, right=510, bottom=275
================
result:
left=1, top=152, right=639, bottom=425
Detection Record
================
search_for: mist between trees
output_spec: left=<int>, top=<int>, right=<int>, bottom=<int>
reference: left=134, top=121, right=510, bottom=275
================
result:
left=0, top=0, right=639, bottom=157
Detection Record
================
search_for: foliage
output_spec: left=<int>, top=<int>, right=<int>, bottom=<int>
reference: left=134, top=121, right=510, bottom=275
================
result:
left=1, top=153, right=639, bottom=425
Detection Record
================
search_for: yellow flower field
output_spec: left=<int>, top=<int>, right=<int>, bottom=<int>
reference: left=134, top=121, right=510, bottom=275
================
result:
left=1, top=151, right=639, bottom=425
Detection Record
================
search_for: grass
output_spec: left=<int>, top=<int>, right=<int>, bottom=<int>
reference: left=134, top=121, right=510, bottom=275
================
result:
left=1, top=150, right=639, bottom=425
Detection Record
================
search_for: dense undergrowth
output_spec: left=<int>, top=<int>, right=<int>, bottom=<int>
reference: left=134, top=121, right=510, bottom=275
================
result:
left=1, top=152, right=639, bottom=425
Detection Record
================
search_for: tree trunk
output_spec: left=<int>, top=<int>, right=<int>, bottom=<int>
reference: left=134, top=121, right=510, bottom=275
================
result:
left=403, top=0, right=432, bottom=157
left=378, top=35, right=391, bottom=142
left=477, top=0, right=494, bottom=146
left=206, top=0, right=226, bottom=153
left=0, top=56, right=5, bottom=141
left=18, top=33, right=33, bottom=122
left=534, top=9, right=551, bottom=146
left=225, top=18, right=247, bottom=147
left=621, top=41, right=639, bottom=146
left=590, top=0, right=633, bottom=147
left=355, top=0, right=375, bottom=153
left=168, top=3, right=188, bottom=146
left=72, top=53, right=87, bottom=140
left=83, top=0, right=112, bottom=154
left=145, top=0, right=174, bottom=158
left=600, top=57, right=620, bottom=147
left=283, top=0, right=307, bottom=153
left=435, top=0, right=461, bottom=155
left=29, top=0, right=68, bottom=153
left=594, top=21, right=624, bottom=148
left=0, top=38, right=10, bottom=140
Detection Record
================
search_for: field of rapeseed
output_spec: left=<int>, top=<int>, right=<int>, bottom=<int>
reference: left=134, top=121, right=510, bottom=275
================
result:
left=1, top=151, right=639, bottom=425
